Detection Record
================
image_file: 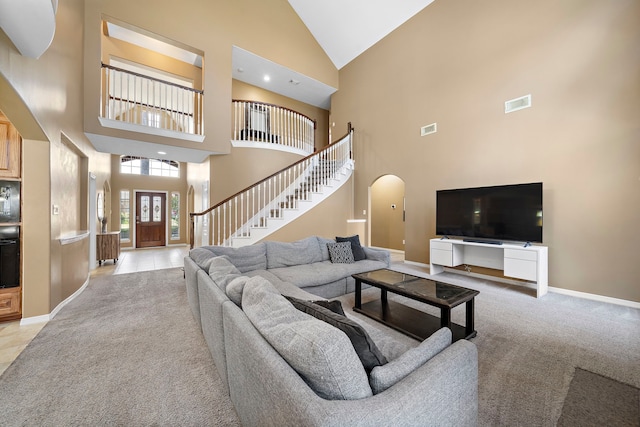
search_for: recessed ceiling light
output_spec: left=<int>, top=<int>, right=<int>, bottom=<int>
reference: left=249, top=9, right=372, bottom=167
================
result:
left=158, top=151, right=167, bottom=155
left=263, top=75, right=270, bottom=82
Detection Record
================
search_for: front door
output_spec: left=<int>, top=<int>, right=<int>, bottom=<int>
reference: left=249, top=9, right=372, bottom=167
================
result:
left=136, top=192, right=166, bottom=248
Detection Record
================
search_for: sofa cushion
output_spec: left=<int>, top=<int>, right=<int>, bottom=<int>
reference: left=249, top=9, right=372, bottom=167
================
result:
left=242, top=276, right=373, bottom=400
left=336, top=235, right=366, bottom=261
left=265, top=237, right=323, bottom=269
left=209, top=243, right=267, bottom=273
left=327, top=242, right=355, bottom=264
left=285, top=296, right=387, bottom=373
left=208, top=256, right=242, bottom=290
left=316, top=236, right=335, bottom=261
left=268, top=259, right=387, bottom=289
left=369, top=327, right=452, bottom=394
left=189, top=247, right=217, bottom=270
left=226, top=276, right=250, bottom=306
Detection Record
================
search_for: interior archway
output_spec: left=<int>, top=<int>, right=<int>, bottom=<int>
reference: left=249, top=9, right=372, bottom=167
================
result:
left=369, top=174, right=405, bottom=251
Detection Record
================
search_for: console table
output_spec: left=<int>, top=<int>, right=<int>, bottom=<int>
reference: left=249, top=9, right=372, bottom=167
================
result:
left=429, top=238, right=548, bottom=298
left=97, top=231, right=120, bottom=266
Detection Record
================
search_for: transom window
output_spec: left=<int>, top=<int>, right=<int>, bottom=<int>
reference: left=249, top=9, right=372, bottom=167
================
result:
left=120, top=156, right=179, bottom=177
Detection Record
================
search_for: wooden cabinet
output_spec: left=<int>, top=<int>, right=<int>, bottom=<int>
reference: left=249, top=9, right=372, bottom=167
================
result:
left=0, top=112, right=21, bottom=323
left=97, top=232, right=120, bottom=265
left=0, top=115, right=21, bottom=179
left=0, top=287, right=21, bottom=321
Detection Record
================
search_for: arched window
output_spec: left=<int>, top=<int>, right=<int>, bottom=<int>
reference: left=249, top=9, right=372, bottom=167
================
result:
left=120, top=156, right=179, bottom=177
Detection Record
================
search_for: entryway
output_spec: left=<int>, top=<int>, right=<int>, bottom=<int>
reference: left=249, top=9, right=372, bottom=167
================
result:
left=136, top=192, right=166, bottom=248
left=370, top=175, right=405, bottom=251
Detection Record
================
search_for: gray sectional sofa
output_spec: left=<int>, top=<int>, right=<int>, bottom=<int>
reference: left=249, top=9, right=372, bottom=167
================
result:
left=184, top=236, right=478, bottom=426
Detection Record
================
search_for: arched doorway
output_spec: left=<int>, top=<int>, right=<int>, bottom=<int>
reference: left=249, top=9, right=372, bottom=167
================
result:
left=369, top=175, right=405, bottom=251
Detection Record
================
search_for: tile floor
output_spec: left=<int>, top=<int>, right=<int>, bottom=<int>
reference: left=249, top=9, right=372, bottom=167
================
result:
left=0, top=245, right=189, bottom=376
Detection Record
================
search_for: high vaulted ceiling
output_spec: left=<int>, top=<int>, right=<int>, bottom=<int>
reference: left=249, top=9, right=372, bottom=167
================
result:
left=233, top=0, right=436, bottom=109
left=288, top=0, right=435, bottom=70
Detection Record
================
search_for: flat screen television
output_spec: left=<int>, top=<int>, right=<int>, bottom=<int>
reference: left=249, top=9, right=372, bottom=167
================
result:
left=436, top=182, right=543, bottom=244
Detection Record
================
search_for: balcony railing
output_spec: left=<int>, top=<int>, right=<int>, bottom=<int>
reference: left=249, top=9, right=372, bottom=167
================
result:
left=101, top=63, right=204, bottom=135
left=232, top=100, right=315, bottom=155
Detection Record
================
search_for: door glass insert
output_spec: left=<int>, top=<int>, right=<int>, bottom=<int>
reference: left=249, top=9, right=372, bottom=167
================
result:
left=141, top=196, right=150, bottom=222
left=153, top=196, right=161, bottom=222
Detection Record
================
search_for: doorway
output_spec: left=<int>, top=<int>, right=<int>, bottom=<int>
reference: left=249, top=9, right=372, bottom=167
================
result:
left=370, top=175, right=405, bottom=251
left=136, top=192, right=166, bottom=248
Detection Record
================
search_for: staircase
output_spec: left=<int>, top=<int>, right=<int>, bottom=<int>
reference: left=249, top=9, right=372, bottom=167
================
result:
left=190, top=131, right=353, bottom=248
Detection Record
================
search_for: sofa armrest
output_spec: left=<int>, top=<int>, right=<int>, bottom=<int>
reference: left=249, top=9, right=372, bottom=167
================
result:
left=363, top=247, right=390, bottom=265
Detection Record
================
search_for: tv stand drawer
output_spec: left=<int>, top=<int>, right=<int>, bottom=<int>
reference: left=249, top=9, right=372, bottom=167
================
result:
left=504, top=258, right=537, bottom=281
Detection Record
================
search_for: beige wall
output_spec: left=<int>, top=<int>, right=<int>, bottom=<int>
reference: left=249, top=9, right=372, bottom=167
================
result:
left=21, top=139, right=51, bottom=317
left=331, top=0, right=640, bottom=302
left=110, top=155, right=189, bottom=248
left=0, top=0, right=111, bottom=316
left=102, top=33, right=203, bottom=90
left=371, top=175, right=405, bottom=251
left=209, top=149, right=303, bottom=206
left=84, top=0, right=338, bottom=155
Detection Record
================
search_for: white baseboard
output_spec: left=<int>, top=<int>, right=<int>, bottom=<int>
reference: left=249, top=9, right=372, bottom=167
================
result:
left=397, top=261, right=640, bottom=309
left=20, top=273, right=91, bottom=326
left=19, top=314, right=49, bottom=326
left=370, top=246, right=405, bottom=254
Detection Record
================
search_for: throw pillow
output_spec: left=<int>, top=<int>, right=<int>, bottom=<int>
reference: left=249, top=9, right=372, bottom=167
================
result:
left=369, top=327, right=452, bottom=394
left=242, top=276, right=373, bottom=400
left=336, top=235, right=366, bottom=261
left=285, top=296, right=388, bottom=373
left=327, top=241, right=355, bottom=264
left=313, top=299, right=346, bottom=316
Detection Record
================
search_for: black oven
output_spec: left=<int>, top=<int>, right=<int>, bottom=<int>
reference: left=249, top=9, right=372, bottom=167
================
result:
left=0, top=226, right=19, bottom=288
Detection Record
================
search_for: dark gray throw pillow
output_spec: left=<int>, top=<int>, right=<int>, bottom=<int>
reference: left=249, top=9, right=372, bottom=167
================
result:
left=285, top=296, right=388, bottom=372
left=313, top=299, right=346, bottom=316
left=336, top=235, right=366, bottom=261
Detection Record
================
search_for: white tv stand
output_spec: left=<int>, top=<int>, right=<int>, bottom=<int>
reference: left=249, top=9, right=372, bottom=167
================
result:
left=429, top=238, right=548, bottom=298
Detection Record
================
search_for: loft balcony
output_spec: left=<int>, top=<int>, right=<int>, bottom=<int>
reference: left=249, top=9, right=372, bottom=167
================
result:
left=98, top=63, right=204, bottom=143
left=231, top=100, right=316, bottom=156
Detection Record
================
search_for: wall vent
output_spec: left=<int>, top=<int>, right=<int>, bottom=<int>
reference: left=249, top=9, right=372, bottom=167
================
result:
left=420, top=123, right=437, bottom=136
left=505, top=94, right=532, bottom=114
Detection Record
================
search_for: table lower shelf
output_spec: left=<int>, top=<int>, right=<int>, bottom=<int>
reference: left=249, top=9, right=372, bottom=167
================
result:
left=354, top=299, right=476, bottom=342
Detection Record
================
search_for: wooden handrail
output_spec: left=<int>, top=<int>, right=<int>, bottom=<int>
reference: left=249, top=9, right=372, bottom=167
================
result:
left=102, top=62, right=204, bottom=94
left=189, top=125, right=353, bottom=248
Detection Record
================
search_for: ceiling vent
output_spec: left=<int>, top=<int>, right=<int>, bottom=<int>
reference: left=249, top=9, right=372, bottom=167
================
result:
left=420, top=123, right=437, bottom=136
left=505, top=94, right=532, bottom=114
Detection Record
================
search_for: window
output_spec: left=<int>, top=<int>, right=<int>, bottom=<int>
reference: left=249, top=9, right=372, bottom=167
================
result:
left=120, top=190, right=130, bottom=241
left=171, top=192, right=180, bottom=240
left=142, top=111, right=161, bottom=128
left=120, top=156, right=179, bottom=178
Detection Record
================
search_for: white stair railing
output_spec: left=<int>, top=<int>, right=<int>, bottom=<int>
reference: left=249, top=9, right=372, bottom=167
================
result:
left=190, top=130, right=352, bottom=248
left=232, top=100, right=315, bottom=154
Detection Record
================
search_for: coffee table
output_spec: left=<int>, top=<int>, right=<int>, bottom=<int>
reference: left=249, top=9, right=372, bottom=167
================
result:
left=352, top=269, right=479, bottom=342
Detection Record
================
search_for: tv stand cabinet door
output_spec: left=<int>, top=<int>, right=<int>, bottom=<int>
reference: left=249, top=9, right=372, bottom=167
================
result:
left=504, top=249, right=538, bottom=281
left=430, top=241, right=463, bottom=269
